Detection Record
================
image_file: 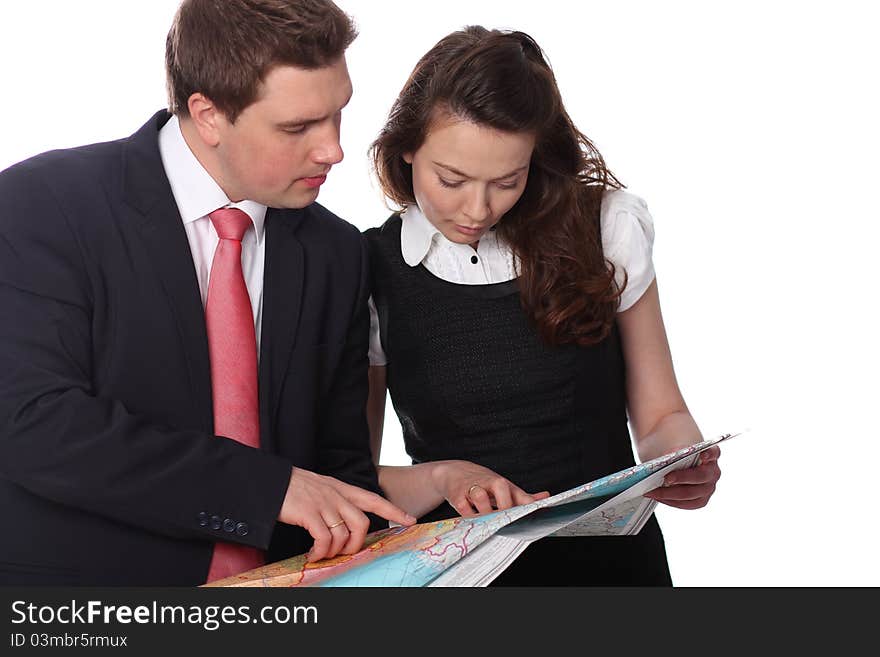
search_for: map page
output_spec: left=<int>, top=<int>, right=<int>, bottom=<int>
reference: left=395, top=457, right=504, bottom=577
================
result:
left=206, top=433, right=738, bottom=587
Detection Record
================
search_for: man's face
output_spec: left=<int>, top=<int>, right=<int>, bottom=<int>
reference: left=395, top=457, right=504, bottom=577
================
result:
left=213, top=57, right=352, bottom=208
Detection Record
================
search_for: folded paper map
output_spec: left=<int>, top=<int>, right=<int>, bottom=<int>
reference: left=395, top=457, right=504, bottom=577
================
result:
left=206, top=432, right=739, bottom=587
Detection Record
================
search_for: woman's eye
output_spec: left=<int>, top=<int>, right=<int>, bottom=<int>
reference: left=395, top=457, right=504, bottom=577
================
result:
left=496, top=181, right=519, bottom=190
left=438, top=177, right=464, bottom=188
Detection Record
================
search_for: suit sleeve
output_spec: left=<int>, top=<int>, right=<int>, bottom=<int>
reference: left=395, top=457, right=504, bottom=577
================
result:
left=315, top=232, right=382, bottom=498
left=0, top=163, right=292, bottom=550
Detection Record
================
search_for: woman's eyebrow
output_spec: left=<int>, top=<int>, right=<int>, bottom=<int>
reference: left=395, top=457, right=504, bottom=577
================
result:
left=433, top=161, right=528, bottom=181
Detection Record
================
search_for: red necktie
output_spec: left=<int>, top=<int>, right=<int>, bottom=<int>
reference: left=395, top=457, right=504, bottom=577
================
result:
left=204, top=207, right=264, bottom=583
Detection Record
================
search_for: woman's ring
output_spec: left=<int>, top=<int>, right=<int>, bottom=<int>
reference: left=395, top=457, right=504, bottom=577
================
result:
left=327, top=519, right=346, bottom=529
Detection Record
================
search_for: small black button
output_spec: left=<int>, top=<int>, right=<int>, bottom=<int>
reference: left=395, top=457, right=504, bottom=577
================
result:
left=223, top=518, right=236, bottom=533
left=197, top=512, right=208, bottom=527
left=470, top=255, right=478, bottom=264
left=235, top=522, right=250, bottom=537
left=210, top=515, right=222, bottom=531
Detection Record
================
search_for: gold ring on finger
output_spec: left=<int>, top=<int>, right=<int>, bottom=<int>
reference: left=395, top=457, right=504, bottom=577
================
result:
left=327, top=519, right=346, bottom=529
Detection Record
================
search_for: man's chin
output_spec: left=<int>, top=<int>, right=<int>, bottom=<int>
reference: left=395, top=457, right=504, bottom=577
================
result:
left=268, top=187, right=320, bottom=210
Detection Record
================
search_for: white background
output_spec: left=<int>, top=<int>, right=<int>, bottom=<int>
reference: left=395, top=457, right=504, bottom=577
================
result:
left=1, top=1, right=877, bottom=586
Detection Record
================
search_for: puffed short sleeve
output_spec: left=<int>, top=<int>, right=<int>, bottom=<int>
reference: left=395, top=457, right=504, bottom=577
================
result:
left=600, top=189, right=656, bottom=312
left=367, top=296, right=388, bottom=366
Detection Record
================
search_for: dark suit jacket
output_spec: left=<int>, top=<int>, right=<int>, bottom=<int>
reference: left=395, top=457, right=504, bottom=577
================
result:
left=0, top=111, right=379, bottom=585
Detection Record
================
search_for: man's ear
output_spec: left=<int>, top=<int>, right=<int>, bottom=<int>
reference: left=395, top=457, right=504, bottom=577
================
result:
left=186, top=93, right=224, bottom=147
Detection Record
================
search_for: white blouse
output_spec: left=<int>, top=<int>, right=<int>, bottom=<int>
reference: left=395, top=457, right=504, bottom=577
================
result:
left=368, top=189, right=656, bottom=366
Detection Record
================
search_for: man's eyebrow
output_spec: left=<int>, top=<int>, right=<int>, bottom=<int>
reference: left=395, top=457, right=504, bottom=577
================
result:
left=277, top=117, right=321, bottom=129
left=276, top=89, right=353, bottom=129
left=433, top=161, right=528, bottom=181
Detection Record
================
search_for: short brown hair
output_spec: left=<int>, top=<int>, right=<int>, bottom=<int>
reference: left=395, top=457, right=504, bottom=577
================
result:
left=166, top=0, right=357, bottom=122
left=372, top=27, right=623, bottom=347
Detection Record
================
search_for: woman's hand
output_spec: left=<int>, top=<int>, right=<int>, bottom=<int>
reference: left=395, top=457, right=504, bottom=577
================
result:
left=644, top=446, right=721, bottom=509
left=430, top=460, right=550, bottom=517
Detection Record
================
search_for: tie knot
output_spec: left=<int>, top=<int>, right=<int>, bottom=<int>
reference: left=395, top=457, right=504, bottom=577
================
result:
left=209, top=208, right=251, bottom=242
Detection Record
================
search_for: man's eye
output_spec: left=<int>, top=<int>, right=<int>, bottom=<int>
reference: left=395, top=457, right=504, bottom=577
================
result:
left=283, top=126, right=306, bottom=135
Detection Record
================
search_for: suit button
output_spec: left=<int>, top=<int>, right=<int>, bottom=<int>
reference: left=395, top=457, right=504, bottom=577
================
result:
left=223, top=518, right=236, bottom=533
left=210, top=515, right=222, bottom=531
left=198, top=512, right=209, bottom=527
left=235, top=522, right=250, bottom=537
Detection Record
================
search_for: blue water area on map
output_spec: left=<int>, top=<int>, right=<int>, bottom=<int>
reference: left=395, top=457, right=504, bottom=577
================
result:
left=575, top=460, right=666, bottom=500
left=316, top=551, right=440, bottom=587
left=497, top=495, right=612, bottom=535
left=590, top=471, right=646, bottom=496
left=611, top=514, right=630, bottom=528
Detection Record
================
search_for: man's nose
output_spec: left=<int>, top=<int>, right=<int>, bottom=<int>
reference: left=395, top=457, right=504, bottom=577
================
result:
left=311, top=122, right=344, bottom=166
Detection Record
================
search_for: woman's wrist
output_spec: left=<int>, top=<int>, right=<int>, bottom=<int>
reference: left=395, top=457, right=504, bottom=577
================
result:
left=378, top=462, right=449, bottom=517
left=427, top=460, right=452, bottom=497
left=634, top=412, right=702, bottom=462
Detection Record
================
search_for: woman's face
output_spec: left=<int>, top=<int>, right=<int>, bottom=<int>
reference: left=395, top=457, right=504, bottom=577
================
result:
left=404, top=114, right=535, bottom=245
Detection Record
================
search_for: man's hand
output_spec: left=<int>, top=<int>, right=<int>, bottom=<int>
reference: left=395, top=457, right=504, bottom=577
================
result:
left=278, top=468, right=417, bottom=563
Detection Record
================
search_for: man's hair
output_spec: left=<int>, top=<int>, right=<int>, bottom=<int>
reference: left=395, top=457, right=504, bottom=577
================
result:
left=166, top=0, right=357, bottom=122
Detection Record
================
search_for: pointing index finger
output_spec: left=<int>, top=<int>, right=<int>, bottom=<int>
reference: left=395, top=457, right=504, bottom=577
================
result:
left=349, top=489, right=417, bottom=526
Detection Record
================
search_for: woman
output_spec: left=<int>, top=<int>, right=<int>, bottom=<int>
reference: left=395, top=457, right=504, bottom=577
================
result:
left=365, top=26, right=721, bottom=585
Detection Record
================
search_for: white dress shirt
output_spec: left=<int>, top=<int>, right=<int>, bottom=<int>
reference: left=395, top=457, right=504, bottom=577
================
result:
left=158, top=115, right=267, bottom=357
left=368, top=189, right=656, bottom=365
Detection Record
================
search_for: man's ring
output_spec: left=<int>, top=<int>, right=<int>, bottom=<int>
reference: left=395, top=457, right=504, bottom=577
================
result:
left=327, top=519, right=346, bottom=529
left=466, top=484, right=483, bottom=499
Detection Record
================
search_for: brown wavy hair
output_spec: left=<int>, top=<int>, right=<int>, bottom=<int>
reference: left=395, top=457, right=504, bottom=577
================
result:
left=371, top=26, right=625, bottom=346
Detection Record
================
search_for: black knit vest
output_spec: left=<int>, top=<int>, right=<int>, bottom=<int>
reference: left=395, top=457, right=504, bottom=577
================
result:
left=366, top=215, right=635, bottom=521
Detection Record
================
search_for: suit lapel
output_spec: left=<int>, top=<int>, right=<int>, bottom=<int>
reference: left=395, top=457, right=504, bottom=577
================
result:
left=259, top=209, right=305, bottom=451
left=119, top=112, right=308, bottom=446
left=122, top=112, right=214, bottom=433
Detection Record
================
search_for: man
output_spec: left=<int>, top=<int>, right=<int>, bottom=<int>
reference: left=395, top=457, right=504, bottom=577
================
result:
left=0, top=0, right=414, bottom=585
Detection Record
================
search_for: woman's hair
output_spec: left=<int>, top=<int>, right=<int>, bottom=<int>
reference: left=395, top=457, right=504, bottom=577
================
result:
left=166, top=0, right=356, bottom=122
left=371, top=26, right=624, bottom=346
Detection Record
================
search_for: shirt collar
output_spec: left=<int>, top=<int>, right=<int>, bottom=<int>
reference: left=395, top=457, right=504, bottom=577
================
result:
left=158, top=114, right=266, bottom=244
left=400, top=204, right=507, bottom=266
left=399, top=205, right=441, bottom=266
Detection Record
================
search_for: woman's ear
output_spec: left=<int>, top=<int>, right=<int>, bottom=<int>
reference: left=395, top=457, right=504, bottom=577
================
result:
left=402, top=152, right=414, bottom=165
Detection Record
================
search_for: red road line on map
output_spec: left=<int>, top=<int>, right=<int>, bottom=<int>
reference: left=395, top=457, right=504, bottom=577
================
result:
left=424, top=524, right=473, bottom=560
